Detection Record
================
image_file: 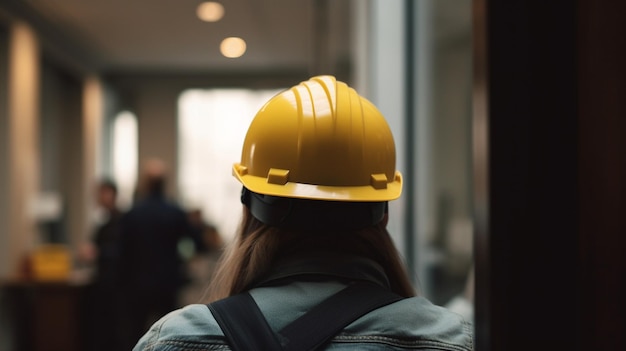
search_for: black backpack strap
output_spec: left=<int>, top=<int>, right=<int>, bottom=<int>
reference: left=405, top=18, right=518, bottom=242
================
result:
left=207, top=281, right=403, bottom=351
left=278, top=281, right=403, bottom=351
left=207, top=292, right=282, bottom=351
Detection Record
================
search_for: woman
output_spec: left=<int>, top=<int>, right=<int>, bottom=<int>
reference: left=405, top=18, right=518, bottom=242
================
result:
left=134, top=76, right=473, bottom=351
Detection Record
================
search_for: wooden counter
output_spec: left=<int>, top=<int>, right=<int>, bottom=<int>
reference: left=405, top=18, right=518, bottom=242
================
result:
left=1, top=279, right=93, bottom=351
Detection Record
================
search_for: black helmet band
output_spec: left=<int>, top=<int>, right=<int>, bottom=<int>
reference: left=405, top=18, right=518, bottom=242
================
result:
left=241, top=187, right=387, bottom=231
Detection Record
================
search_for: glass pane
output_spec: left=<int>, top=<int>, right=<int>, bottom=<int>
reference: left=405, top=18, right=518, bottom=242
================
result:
left=178, top=88, right=283, bottom=241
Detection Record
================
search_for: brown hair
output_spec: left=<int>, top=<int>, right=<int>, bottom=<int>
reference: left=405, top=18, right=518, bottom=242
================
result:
left=204, top=207, right=416, bottom=302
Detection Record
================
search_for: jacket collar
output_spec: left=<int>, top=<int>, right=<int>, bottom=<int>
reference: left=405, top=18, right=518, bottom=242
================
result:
left=255, top=252, right=391, bottom=289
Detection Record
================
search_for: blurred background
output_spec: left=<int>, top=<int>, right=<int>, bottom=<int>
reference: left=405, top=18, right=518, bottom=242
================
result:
left=0, top=1, right=474, bottom=350
left=2, top=0, right=625, bottom=351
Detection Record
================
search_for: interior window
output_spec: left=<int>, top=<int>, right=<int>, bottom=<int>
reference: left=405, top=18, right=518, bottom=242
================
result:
left=177, top=88, right=283, bottom=241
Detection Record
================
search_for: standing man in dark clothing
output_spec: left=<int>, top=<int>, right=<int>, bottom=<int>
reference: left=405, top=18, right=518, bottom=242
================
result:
left=89, top=179, right=124, bottom=351
left=118, top=159, right=203, bottom=349
left=93, top=180, right=124, bottom=291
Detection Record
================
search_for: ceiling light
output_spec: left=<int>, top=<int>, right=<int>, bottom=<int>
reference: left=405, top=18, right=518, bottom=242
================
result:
left=220, top=37, right=247, bottom=58
left=197, top=2, right=224, bottom=22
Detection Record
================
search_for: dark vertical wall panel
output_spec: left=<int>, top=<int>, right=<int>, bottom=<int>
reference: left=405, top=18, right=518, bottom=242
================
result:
left=477, top=0, right=626, bottom=349
left=58, top=74, right=84, bottom=248
left=39, top=59, right=83, bottom=244
left=40, top=60, right=64, bottom=193
left=578, top=1, right=626, bottom=349
left=476, top=0, right=578, bottom=349
left=403, top=0, right=416, bottom=281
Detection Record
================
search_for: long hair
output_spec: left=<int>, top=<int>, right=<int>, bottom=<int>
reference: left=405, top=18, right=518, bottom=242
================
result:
left=205, top=207, right=416, bottom=302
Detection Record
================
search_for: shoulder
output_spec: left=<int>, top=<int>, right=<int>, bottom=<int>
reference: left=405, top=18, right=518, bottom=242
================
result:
left=134, top=304, right=227, bottom=351
left=344, top=296, right=474, bottom=351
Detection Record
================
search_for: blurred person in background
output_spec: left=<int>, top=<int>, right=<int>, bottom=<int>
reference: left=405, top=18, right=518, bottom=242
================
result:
left=92, top=179, right=124, bottom=287
left=188, top=209, right=224, bottom=255
left=118, top=158, right=205, bottom=349
left=179, top=208, right=225, bottom=305
left=134, top=76, right=472, bottom=351
left=82, top=178, right=125, bottom=351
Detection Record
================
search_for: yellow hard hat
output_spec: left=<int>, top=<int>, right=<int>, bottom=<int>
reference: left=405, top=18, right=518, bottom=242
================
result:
left=233, top=75, right=402, bottom=202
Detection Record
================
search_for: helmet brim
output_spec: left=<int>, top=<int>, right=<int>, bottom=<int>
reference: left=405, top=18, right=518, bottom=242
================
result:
left=233, top=163, right=402, bottom=202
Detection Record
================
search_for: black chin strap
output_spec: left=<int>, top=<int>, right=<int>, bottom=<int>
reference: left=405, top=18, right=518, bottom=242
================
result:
left=240, top=187, right=387, bottom=230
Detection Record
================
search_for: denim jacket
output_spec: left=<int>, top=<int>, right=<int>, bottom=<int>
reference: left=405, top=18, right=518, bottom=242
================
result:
left=134, top=253, right=473, bottom=351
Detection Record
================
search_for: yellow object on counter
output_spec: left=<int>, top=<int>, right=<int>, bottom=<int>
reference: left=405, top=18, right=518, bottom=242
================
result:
left=31, top=244, right=71, bottom=281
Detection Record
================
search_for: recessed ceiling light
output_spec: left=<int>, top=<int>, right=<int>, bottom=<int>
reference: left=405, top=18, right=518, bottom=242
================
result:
left=220, top=37, right=247, bottom=58
left=197, top=2, right=224, bottom=22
